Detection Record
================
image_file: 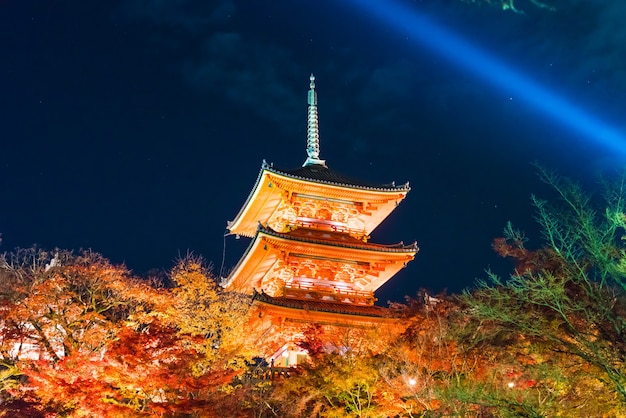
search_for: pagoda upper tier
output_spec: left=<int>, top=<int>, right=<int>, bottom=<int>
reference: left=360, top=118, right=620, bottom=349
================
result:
left=227, top=160, right=411, bottom=240
left=224, top=74, right=417, bottom=310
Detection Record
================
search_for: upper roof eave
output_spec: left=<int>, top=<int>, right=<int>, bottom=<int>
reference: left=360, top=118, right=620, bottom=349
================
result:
left=227, top=162, right=269, bottom=232
left=252, top=289, right=394, bottom=318
left=227, top=160, right=411, bottom=234
left=258, top=224, right=419, bottom=253
left=267, top=162, right=411, bottom=193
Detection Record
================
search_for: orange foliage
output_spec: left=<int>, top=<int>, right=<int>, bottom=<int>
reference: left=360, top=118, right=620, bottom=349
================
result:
left=295, top=324, right=326, bottom=358
left=493, top=237, right=567, bottom=275
left=0, top=249, right=253, bottom=417
left=23, top=320, right=238, bottom=417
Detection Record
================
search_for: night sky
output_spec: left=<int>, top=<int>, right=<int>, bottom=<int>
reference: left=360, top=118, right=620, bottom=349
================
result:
left=2, top=0, right=626, bottom=303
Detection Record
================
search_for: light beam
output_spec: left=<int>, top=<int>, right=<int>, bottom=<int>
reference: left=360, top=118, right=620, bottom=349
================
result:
left=348, top=0, right=626, bottom=156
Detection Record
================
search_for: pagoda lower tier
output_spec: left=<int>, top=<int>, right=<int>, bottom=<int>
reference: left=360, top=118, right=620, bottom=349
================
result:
left=223, top=224, right=417, bottom=305
left=245, top=290, right=409, bottom=366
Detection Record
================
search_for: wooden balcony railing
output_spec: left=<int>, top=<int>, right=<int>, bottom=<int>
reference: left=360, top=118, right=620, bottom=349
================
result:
left=282, top=282, right=375, bottom=305
left=240, top=366, right=293, bottom=383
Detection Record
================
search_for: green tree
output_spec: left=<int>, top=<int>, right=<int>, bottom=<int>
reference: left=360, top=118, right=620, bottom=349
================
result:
left=272, top=350, right=385, bottom=417
left=266, top=323, right=405, bottom=417
left=462, top=167, right=626, bottom=415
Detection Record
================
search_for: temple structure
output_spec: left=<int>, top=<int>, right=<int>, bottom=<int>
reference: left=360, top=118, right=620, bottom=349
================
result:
left=224, top=75, right=418, bottom=366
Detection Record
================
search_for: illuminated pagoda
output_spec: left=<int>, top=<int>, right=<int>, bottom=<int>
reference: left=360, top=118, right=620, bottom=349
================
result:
left=224, top=75, right=417, bottom=365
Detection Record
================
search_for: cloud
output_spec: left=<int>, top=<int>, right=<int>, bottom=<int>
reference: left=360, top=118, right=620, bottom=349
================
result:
left=119, top=1, right=304, bottom=131
left=182, top=32, right=304, bottom=130
left=576, top=1, right=626, bottom=97
left=320, top=57, right=490, bottom=161
left=120, top=0, right=235, bottom=33
left=506, top=0, right=626, bottom=106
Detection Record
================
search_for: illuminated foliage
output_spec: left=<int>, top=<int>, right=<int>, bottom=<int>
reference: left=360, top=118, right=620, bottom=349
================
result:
left=271, top=350, right=384, bottom=417
left=462, top=167, right=626, bottom=415
left=0, top=249, right=255, bottom=417
left=168, top=254, right=254, bottom=374
left=24, top=320, right=237, bottom=417
left=266, top=299, right=458, bottom=417
left=0, top=248, right=168, bottom=364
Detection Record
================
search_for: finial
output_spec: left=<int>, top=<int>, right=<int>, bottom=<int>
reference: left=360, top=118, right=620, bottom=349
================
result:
left=303, top=73, right=326, bottom=167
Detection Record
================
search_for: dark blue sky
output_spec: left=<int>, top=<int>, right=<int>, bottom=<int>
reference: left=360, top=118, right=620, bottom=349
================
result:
left=2, top=0, right=626, bottom=303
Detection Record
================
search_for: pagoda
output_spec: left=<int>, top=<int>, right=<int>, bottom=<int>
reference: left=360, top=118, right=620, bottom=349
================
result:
left=224, top=75, right=418, bottom=365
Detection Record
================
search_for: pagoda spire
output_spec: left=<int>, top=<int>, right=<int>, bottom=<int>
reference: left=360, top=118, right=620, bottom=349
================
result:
left=303, top=74, right=326, bottom=167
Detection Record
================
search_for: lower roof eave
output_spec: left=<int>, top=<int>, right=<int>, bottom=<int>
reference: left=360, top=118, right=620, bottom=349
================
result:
left=252, top=289, right=400, bottom=320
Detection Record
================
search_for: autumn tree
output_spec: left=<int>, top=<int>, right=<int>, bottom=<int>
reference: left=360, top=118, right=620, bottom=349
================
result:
left=0, top=247, right=172, bottom=365
left=375, top=294, right=479, bottom=416
left=271, top=348, right=386, bottom=417
left=0, top=248, right=177, bottom=414
left=0, top=249, right=255, bottom=417
left=367, top=292, right=545, bottom=417
left=461, top=167, right=626, bottom=415
left=167, top=254, right=254, bottom=376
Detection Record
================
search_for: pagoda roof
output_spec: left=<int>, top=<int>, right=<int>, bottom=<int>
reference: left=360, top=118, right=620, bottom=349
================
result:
left=228, top=161, right=411, bottom=238
left=223, top=224, right=418, bottom=294
left=262, top=224, right=417, bottom=253
left=252, top=289, right=392, bottom=318
left=268, top=161, right=410, bottom=192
